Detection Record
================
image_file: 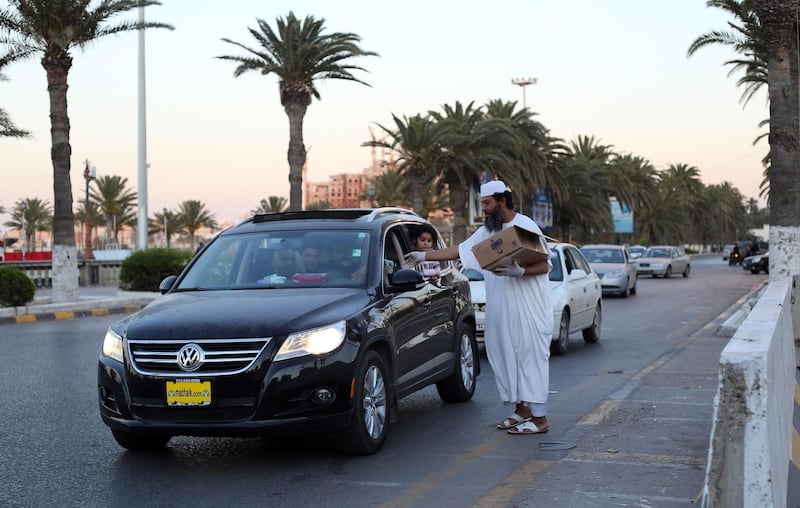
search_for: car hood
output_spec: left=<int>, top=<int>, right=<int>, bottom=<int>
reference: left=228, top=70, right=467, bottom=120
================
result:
left=122, top=289, right=370, bottom=339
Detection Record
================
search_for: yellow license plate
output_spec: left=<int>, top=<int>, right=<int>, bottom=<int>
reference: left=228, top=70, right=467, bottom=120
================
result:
left=166, top=380, right=211, bottom=406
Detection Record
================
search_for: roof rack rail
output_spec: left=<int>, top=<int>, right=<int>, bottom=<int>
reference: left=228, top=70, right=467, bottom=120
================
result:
left=365, top=207, right=418, bottom=222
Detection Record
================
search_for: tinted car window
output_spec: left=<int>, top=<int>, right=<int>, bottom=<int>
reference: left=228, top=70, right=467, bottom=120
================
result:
left=549, top=249, right=563, bottom=281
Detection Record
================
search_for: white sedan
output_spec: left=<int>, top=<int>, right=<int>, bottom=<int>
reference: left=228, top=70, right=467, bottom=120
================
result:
left=463, top=242, right=602, bottom=356
left=548, top=242, right=603, bottom=355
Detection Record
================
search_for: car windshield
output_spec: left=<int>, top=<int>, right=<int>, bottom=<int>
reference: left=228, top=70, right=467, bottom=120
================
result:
left=581, top=248, right=624, bottom=264
left=630, top=246, right=645, bottom=254
left=176, top=229, right=371, bottom=290
left=642, top=248, right=670, bottom=258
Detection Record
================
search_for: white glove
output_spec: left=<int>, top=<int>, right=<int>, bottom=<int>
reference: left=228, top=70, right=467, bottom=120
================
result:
left=403, top=251, right=427, bottom=265
left=494, top=262, right=525, bottom=277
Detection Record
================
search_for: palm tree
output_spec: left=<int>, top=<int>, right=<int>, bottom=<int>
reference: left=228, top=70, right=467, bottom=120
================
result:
left=688, top=0, right=767, bottom=105
left=253, top=196, right=288, bottom=214
left=175, top=200, right=217, bottom=252
left=0, top=71, right=28, bottom=137
left=219, top=12, right=378, bottom=211
left=365, top=114, right=445, bottom=214
left=148, top=208, right=174, bottom=248
left=91, top=175, right=137, bottom=246
left=3, top=197, right=52, bottom=252
left=74, top=200, right=104, bottom=254
left=483, top=99, right=555, bottom=205
left=306, top=201, right=331, bottom=210
left=361, top=114, right=443, bottom=214
left=431, top=101, right=518, bottom=243
left=0, top=1, right=171, bottom=302
left=752, top=0, right=800, bottom=280
left=359, top=171, right=411, bottom=209
left=1, top=72, right=27, bottom=137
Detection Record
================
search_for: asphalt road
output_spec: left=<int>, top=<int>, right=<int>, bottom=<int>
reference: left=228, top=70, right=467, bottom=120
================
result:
left=0, top=255, right=766, bottom=507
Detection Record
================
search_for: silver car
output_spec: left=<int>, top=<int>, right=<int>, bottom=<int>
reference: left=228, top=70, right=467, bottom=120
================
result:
left=580, top=244, right=638, bottom=298
left=635, top=245, right=691, bottom=278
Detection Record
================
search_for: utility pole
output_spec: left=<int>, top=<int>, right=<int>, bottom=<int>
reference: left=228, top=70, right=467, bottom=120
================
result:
left=137, top=3, right=149, bottom=249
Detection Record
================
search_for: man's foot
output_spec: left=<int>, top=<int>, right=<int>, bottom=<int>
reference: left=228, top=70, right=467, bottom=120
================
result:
left=496, top=413, right=531, bottom=430
left=507, top=418, right=550, bottom=435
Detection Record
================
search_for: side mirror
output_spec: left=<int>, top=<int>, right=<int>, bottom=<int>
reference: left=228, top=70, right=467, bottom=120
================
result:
left=568, top=268, right=587, bottom=281
left=386, top=268, right=425, bottom=293
left=159, top=275, right=178, bottom=294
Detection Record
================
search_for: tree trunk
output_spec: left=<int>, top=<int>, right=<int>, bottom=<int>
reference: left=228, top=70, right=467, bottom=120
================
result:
left=284, top=99, right=308, bottom=211
left=754, top=1, right=800, bottom=281
left=43, top=54, right=79, bottom=302
left=409, top=166, right=424, bottom=215
left=448, top=179, right=469, bottom=244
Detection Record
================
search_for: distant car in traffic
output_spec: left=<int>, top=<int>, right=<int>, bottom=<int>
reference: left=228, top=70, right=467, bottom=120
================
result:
left=634, top=246, right=691, bottom=278
left=580, top=244, right=638, bottom=298
left=742, top=252, right=769, bottom=274
left=628, top=245, right=647, bottom=259
left=548, top=242, right=603, bottom=355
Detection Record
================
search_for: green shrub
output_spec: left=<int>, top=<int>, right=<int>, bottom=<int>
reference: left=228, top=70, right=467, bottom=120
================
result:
left=0, top=266, right=36, bottom=307
left=119, top=248, right=194, bottom=292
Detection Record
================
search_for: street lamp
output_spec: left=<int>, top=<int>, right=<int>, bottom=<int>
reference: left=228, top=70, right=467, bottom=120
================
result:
left=511, top=77, right=538, bottom=109
left=83, top=159, right=97, bottom=260
left=163, top=207, right=169, bottom=248
left=20, top=202, right=26, bottom=261
left=260, top=198, right=267, bottom=213
left=367, top=183, right=376, bottom=208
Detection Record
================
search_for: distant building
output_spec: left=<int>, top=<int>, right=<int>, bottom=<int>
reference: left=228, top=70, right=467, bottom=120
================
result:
left=304, top=128, right=390, bottom=209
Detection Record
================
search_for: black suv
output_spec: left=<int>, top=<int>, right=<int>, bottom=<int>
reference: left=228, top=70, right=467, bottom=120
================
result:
left=98, top=208, right=478, bottom=454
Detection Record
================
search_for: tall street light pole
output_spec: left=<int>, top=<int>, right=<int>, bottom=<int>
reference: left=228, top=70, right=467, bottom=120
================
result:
left=83, top=160, right=96, bottom=260
left=511, top=77, right=538, bottom=109
left=137, top=3, right=149, bottom=250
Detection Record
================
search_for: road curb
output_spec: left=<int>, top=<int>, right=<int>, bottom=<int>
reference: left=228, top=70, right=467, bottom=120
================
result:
left=0, top=302, right=148, bottom=325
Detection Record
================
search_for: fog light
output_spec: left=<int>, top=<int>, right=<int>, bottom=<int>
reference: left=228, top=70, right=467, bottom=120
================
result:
left=312, top=387, right=335, bottom=405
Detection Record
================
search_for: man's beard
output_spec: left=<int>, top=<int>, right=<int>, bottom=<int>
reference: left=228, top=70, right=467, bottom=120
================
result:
left=484, top=208, right=505, bottom=232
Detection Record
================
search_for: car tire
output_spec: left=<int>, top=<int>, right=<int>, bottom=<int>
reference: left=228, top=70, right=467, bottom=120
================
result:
left=630, top=280, right=637, bottom=295
left=751, top=267, right=760, bottom=274
left=550, top=310, right=570, bottom=355
left=111, top=428, right=170, bottom=451
left=436, top=323, right=478, bottom=402
left=582, top=302, right=602, bottom=343
left=665, top=266, right=672, bottom=278
left=620, top=281, right=629, bottom=298
left=682, top=265, right=690, bottom=278
left=337, top=350, right=389, bottom=455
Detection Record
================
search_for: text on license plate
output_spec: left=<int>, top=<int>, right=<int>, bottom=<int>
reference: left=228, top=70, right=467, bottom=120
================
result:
left=166, top=379, right=211, bottom=406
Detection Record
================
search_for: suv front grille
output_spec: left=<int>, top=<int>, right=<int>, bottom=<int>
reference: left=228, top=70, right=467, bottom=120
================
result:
left=127, top=338, right=271, bottom=376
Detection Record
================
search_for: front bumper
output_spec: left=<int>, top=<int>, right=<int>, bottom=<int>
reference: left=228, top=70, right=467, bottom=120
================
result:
left=98, top=342, right=359, bottom=437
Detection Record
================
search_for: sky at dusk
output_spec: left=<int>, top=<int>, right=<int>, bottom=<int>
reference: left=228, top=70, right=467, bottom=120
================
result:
left=0, top=0, right=769, bottom=234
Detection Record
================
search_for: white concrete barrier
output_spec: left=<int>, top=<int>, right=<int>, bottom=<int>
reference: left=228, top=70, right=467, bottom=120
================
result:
left=702, top=277, right=796, bottom=506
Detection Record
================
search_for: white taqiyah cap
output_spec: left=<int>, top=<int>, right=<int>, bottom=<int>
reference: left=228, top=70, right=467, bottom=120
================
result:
left=480, top=180, right=508, bottom=197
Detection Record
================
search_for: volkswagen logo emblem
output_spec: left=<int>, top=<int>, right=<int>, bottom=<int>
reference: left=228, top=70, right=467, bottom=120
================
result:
left=176, top=343, right=205, bottom=372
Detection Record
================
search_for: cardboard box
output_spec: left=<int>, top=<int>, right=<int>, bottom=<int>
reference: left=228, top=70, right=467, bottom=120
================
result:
left=471, top=225, right=550, bottom=271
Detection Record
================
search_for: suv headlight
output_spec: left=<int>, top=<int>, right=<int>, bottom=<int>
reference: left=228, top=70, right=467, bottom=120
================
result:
left=605, top=269, right=626, bottom=278
left=275, top=320, right=346, bottom=361
left=102, top=328, right=124, bottom=363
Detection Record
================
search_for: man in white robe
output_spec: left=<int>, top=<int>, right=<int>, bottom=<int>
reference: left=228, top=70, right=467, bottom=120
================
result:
left=404, top=180, right=553, bottom=434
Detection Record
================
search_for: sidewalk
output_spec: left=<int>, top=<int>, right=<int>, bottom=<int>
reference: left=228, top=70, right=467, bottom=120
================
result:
left=0, top=285, right=159, bottom=325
